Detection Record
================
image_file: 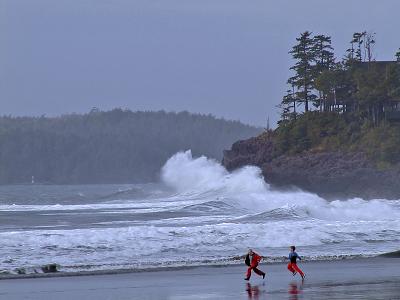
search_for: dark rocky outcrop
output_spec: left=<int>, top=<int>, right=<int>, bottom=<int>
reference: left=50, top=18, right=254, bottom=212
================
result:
left=223, top=135, right=400, bottom=200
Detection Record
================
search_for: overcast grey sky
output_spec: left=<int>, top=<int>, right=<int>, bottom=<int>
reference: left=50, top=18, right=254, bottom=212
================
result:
left=1, top=0, right=399, bottom=126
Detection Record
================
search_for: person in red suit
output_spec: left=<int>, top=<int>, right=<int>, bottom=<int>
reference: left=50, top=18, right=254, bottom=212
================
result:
left=244, top=249, right=266, bottom=280
left=287, top=245, right=305, bottom=280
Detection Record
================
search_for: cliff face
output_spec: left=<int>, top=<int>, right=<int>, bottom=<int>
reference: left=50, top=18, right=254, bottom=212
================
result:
left=223, top=134, right=400, bottom=200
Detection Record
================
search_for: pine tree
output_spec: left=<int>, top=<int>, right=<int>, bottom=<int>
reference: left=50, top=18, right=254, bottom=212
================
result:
left=396, top=48, right=400, bottom=62
left=346, top=32, right=366, bottom=62
left=288, top=31, right=317, bottom=112
left=313, top=35, right=335, bottom=71
left=280, top=88, right=297, bottom=120
left=313, top=35, right=335, bottom=110
left=354, top=32, right=366, bottom=61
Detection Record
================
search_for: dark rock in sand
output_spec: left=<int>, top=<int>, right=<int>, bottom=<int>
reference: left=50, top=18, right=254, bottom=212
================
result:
left=223, top=135, right=400, bottom=200
left=41, top=264, right=58, bottom=273
left=16, top=268, right=26, bottom=275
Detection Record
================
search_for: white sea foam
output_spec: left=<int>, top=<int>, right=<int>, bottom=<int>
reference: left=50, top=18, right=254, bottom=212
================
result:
left=2, top=217, right=399, bottom=273
left=0, top=199, right=196, bottom=213
left=161, top=151, right=400, bottom=221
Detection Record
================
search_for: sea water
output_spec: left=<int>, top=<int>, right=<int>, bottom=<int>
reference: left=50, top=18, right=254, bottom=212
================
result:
left=0, top=150, right=399, bottom=275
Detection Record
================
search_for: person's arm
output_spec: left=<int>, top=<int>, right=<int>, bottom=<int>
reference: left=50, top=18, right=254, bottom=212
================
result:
left=245, top=254, right=250, bottom=266
left=295, top=252, right=301, bottom=260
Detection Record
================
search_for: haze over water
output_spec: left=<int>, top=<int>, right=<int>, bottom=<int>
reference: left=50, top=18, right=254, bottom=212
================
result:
left=1, top=151, right=399, bottom=275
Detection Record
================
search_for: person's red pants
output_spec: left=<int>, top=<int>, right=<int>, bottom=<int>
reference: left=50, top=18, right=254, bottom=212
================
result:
left=287, top=262, right=304, bottom=277
left=246, top=263, right=265, bottom=279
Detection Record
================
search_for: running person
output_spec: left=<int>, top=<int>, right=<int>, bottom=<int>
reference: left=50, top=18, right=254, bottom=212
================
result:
left=244, top=249, right=266, bottom=280
left=287, top=246, right=305, bottom=279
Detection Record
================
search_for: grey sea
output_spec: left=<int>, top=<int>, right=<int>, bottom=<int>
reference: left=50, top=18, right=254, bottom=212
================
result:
left=1, top=151, right=400, bottom=276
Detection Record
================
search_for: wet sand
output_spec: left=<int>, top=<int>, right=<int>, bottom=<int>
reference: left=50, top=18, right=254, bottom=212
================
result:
left=0, top=257, right=399, bottom=300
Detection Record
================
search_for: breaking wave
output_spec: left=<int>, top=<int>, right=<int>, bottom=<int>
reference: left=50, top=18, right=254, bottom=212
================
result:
left=161, top=151, right=400, bottom=222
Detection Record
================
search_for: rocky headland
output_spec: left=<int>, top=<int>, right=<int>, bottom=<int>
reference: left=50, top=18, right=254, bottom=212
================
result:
left=234, top=30, right=400, bottom=200
left=223, top=131, right=400, bottom=200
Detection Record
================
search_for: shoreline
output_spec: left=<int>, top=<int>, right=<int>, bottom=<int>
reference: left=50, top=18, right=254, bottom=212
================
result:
left=0, top=257, right=399, bottom=299
left=0, top=254, right=396, bottom=281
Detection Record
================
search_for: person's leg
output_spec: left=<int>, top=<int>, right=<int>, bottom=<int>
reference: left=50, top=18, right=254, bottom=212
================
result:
left=287, top=263, right=295, bottom=273
left=245, top=267, right=252, bottom=279
left=292, top=264, right=304, bottom=277
left=252, top=267, right=265, bottom=277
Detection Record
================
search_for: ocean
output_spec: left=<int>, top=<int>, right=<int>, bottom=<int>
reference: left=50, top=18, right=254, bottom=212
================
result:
left=1, top=151, right=399, bottom=275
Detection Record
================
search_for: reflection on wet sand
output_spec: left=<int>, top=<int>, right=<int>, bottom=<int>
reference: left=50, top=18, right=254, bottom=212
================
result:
left=246, top=282, right=267, bottom=299
left=245, top=280, right=305, bottom=299
left=288, top=281, right=303, bottom=300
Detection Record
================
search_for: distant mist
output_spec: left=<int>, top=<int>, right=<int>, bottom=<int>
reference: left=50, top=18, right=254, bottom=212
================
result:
left=0, top=109, right=261, bottom=184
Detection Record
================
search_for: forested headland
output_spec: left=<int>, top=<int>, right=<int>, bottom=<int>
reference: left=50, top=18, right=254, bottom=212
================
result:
left=277, top=31, right=400, bottom=165
left=279, top=31, right=400, bottom=126
left=224, top=31, right=400, bottom=199
left=0, top=109, right=261, bottom=184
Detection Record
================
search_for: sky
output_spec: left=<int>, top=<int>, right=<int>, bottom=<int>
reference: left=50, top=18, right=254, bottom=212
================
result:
left=1, top=0, right=399, bottom=127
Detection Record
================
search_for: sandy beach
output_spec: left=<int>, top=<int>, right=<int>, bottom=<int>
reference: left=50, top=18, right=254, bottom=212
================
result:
left=0, top=257, right=399, bottom=300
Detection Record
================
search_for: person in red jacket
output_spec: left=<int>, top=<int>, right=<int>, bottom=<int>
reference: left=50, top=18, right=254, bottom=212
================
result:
left=244, top=249, right=266, bottom=280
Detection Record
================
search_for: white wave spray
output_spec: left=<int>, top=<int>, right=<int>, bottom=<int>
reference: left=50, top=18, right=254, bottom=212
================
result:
left=161, top=150, right=400, bottom=221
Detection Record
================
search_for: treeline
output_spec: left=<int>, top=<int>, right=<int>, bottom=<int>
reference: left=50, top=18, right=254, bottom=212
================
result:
left=0, top=109, right=261, bottom=184
left=274, top=111, right=400, bottom=166
left=280, top=31, right=400, bottom=125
